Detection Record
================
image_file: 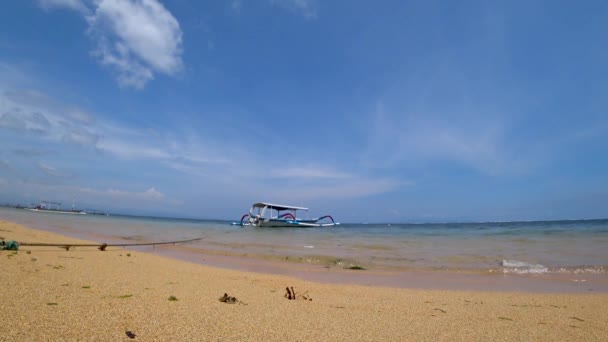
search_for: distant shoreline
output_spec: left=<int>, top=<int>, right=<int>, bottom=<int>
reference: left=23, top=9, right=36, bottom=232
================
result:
left=2, top=204, right=607, bottom=225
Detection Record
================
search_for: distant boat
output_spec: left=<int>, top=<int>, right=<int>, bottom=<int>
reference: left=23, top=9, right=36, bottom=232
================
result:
left=234, top=202, right=338, bottom=227
left=28, top=201, right=87, bottom=215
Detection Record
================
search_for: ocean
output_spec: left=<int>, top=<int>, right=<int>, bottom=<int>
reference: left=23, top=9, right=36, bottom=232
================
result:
left=2, top=207, right=607, bottom=291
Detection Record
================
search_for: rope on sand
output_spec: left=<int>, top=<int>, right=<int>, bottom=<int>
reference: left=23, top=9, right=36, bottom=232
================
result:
left=18, top=237, right=205, bottom=251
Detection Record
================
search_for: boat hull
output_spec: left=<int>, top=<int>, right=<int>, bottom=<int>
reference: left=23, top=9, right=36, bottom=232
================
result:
left=256, top=219, right=338, bottom=228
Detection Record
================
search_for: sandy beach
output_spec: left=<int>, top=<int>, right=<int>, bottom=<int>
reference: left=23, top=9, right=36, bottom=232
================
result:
left=1, top=220, right=607, bottom=341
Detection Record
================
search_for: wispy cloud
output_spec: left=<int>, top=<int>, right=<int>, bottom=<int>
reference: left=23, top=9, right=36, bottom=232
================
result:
left=96, top=133, right=233, bottom=173
left=362, top=101, right=522, bottom=175
left=39, top=0, right=183, bottom=89
left=230, top=0, right=242, bottom=14
left=78, top=185, right=183, bottom=206
left=102, top=186, right=165, bottom=201
left=98, top=139, right=171, bottom=160
left=1, top=179, right=182, bottom=208
left=37, top=162, right=72, bottom=178
left=272, top=166, right=352, bottom=179
left=253, top=177, right=407, bottom=202
left=363, top=93, right=608, bottom=178
left=12, top=148, right=56, bottom=158
left=38, top=0, right=90, bottom=14
left=270, top=0, right=317, bottom=19
left=1, top=63, right=408, bottom=210
left=0, top=89, right=100, bottom=148
left=0, top=160, right=14, bottom=174
left=0, top=84, right=233, bottom=172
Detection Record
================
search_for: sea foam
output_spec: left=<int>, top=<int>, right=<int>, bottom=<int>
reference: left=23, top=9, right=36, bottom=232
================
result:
left=500, top=259, right=549, bottom=274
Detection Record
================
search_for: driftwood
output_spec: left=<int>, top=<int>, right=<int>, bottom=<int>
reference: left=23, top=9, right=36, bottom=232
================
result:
left=18, top=237, right=204, bottom=251
left=285, top=286, right=296, bottom=300
left=284, top=286, right=312, bottom=301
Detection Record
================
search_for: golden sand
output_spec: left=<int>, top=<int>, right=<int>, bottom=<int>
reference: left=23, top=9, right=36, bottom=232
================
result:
left=1, top=220, right=607, bottom=341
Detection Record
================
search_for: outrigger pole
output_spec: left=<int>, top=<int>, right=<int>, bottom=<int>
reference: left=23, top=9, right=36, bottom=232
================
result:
left=19, top=237, right=204, bottom=251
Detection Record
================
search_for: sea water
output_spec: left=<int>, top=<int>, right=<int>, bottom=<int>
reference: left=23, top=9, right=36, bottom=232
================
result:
left=2, top=207, right=606, bottom=277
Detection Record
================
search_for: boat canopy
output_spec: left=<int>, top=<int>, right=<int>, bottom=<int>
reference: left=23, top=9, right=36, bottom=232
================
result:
left=251, top=202, right=308, bottom=211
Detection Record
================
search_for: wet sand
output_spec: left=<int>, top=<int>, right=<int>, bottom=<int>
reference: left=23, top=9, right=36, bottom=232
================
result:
left=1, top=220, right=607, bottom=341
left=158, top=245, right=608, bottom=293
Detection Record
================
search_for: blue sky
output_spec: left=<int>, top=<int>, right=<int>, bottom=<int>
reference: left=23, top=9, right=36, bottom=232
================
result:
left=0, top=0, right=607, bottom=222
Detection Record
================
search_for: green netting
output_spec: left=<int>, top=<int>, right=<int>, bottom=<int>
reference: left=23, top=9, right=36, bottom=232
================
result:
left=0, top=240, right=19, bottom=251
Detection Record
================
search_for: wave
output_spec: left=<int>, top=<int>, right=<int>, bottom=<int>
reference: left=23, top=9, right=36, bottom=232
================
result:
left=553, top=266, right=608, bottom=274
left=500, top=259, right=549, bottom=274
left=500, top=260, right=608, bottom=275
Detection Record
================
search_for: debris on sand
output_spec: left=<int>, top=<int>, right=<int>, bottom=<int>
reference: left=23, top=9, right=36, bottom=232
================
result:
left=219, top=293, right=247, bottom=305
left=285, top=286, right=312, bottom=301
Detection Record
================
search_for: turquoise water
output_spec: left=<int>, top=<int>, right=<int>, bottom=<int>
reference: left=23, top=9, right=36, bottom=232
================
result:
left=2, top=207, right=607, bottom=275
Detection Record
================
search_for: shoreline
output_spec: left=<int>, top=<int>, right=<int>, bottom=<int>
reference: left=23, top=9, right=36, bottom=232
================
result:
left=2, top=220, right=608, bottom=340
left=4, top=207, right=608, bottom=282
left=3, top=214, right=608, bottom=294
left=159, top=244, right=608, bottom=294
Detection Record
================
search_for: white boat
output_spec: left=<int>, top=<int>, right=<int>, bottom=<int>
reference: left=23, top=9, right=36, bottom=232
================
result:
left=234, top=202, right=339, bottom=227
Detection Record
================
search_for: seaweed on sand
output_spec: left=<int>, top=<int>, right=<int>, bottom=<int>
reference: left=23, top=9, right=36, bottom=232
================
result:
left=219, top=293, right=247, bottom=305
left=346, top=265, right=366, bottom=270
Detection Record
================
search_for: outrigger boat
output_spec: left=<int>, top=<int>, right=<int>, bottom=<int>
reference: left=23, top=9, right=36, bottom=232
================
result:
left=234, top=202, right=339, bottom=227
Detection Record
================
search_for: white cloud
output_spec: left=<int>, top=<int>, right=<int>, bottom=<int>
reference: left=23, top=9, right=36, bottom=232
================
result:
left=86, top=0, right=183, bottom=88
left=39, top=0, right=183, bottom=89
left=270, top=0, right=317, bottom=19
left=92, top=36, right=156, bottom=88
